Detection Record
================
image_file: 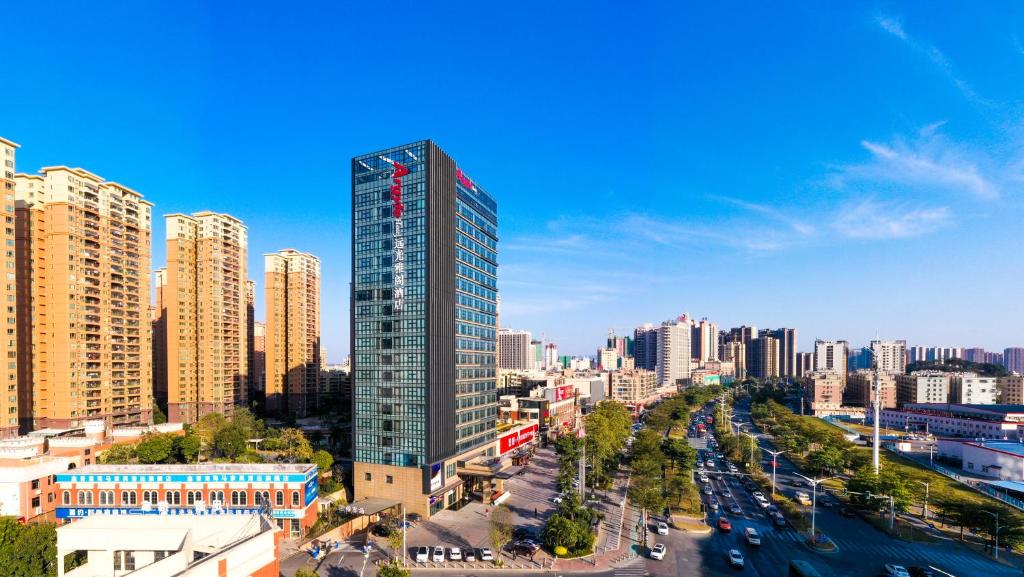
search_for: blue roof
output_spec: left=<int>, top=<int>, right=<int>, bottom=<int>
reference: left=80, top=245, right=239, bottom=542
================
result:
left=982, top=480, right=1024, bottom=492
left=971, top=440, right=1024, bottom=456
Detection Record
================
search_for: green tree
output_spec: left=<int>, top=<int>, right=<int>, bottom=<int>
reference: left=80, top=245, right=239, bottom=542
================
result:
left=174, top=434, right=202, bottom=463
left=136, top=434, right=174, bottom=464
left=0, top=519, right=58, bottom=577
left=152, top=403, right=168, bottom=424
left=193, top=413, right=228, bottom=445
left=312, top=450, right=334, bottom=476
left=377, top=560, right=411, bottom=577
left=99, top=443, right=136, bottom=464
left=214, top=424, right=247, bottom=459
left=279, top=428, right=314, bottom=462
left=294, top=568, right=319, bottom=577
left=544, top=513, right=582, bottom=549
left=489, top=504, right=513, bottom=559
left=806, top=446, right=845, bottom=475
left=230, top=407, right=265, bottom=439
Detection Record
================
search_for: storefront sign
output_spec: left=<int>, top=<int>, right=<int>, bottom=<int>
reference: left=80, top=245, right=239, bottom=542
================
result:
left=429, top=462, right=443, bottom=492
left=499, top=424, right=538, bottom=455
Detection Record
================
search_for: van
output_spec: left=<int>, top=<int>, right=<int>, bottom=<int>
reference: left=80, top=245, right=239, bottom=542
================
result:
left=744, top=527, right=761, bottom=545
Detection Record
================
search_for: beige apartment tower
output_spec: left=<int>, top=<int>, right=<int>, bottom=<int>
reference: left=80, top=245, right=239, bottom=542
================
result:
left=0, top=138, right=19, bottom=437
left=265, top=249, right=320, bottom=416
left=162, top=212, right=248, bottom=424
left=15, top=165, right=152, bottom=430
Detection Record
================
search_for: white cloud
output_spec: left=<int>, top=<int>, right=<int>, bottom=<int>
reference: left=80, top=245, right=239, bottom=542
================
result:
left=877, top=16, right=907, bottom=40
left=857, top=137, right=999, bottom=200
left=714, top=196, right=816, bottom=236
left=833, top=199, right=951, bottom=239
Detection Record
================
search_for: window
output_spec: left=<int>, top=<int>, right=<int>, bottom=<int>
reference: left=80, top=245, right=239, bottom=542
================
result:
left=31, top=496, right=39, bottom=508
left=121, top=491, right=138, bottom=505
left=99, top=490, right=114, bottom=505
left=166, top=491, right=181, bottom=505
left=386, top=475, right=394, bottom=484
left=31, top=479, right=39, bottom=490
left=231, top=491, right=247, bottom=506
left=142, top=490, right=157, bottom=504
left=62, top=491, right=70, bottom=505
left=365, top=472, right=372, bottom=481
left=77, top=491, right=93, bottom=505
left=292, top=491, right=300, bottom=507
left=255, top=491, right=270, bottom=506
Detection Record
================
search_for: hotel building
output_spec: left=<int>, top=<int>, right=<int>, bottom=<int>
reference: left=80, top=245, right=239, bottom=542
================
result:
left=265, top=249, right=321, bottom=416
left=15, top=166, right=152, bottom=430
left=161, top=212, right=248, bottom=424
left=351, top=141, right=498, bottom=517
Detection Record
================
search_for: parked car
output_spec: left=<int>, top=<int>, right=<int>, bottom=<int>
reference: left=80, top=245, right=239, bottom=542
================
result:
left=772, top=512, right=787, bottom=527
left=907, top=567, right=934, bottom=577
left=883, top=565, right=911, bottom=577
left=744, top=527, right=761, bottom=545
left=431, top=546, right=445, bottom=562
left=511, top=541, right=540, bottom=557
left=448, top=547, right=463, bottom=561
left=551, top=496, right=563, bottom=504
left=513, top=527, right=541, bottom=540
left=464, top=548, right=476, bottom=562
left=414, top=546, right=429, bottom=563
left=752, top=491, right=765, bottom=500
left=728, top=549, right=745, bottom=568
left=479, top=548, right=494, bottom=561
left=650, top=543, right=667, bottom=560
left=718, top=517, right=732, bottom=532
left=703, top=486, right=713, bottom=495
left=371, top=523, right=392, bottom=537
left=729, top=503, right=742, bottom=515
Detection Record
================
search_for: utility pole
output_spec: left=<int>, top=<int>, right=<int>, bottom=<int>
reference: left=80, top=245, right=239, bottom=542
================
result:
left=982, top=510, right=1002, bottom=560
left=402, top=504, right=407, bottom=566
left=741, top=432, right=758, bottom=468
left=795, top=473, right=837, bottom=542
left=762, top=447, right=785, bottom=496
left=914, top=480, right=930, bottom=521
left=872, top=348, right=881, bottom=475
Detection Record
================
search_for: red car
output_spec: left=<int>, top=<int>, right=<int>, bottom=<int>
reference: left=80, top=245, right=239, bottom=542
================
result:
left=717, top=517, right=732, bottom=532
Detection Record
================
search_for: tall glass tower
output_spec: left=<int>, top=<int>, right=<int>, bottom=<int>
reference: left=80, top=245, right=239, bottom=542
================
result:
left=350, top=141, right=498, bottom=516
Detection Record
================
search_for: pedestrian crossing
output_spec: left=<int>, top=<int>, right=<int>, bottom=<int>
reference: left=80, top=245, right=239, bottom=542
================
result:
left=752, top=527, right=1020, bottom=576
left=613, top=557, right=647, bottom=577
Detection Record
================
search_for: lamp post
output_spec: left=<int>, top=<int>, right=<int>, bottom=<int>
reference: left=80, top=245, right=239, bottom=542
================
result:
left=741, top=432, right=759, bottom=468
left=914, top=480, right=930, bottom=522
left=730, top=420, right=744, bottom=436
left=982, top=510, right=1003, bottom=560
left=794, top=473, right=838, bottom=542
left=402, top=504, right=407, bottom=566
left=761, top=447, right=786, bottom=496
left=868, top=492, right=896, bottom=530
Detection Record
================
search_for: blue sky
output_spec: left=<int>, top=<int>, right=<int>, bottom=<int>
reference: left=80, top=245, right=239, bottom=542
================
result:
left=4, top=2, right=1023, bottom=359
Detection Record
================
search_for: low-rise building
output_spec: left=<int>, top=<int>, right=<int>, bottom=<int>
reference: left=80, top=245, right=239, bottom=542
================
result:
left=936, top=438, right=1024, bottom=481
left=806, top=372, right=845, bottom=415
left=0, top=455, right=75, bottom=523
left=879, top=403, right=1024, bottom=438
left=54, top=463, right=318, bottom=538
left=844, top=370, right=897, bottom=410
left=57, top=512, right=280, bottom=577
left=949, top=373, right=998, bottom=405
left=896, top=371, right=950, bottom=406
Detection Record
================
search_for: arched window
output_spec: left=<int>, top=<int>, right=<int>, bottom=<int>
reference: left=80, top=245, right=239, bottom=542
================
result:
left=121, top=491, right=137, bottom=505
left=231, top=491, right=247, bottom=506
left=276, top=491, right=284, bottom=506
left=292, top=491, right=299, bottom=507
left=99, top=490, right=113, bottom=505
left=211, top=490, right=224, bottom=505
left=62, top=491, right=70, bottom=505
left=166, top=491, right=180, bottom=505
left=187, top=491, right=202, bottom=505
left=255, top=491, right=270, bottom=506
left=78, top=490, right=92, bottom=505
left=142, top=490, right=158, bottom=504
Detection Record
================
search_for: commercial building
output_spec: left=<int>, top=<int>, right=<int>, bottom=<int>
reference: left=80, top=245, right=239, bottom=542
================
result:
left=691, top=318, right=718, bottom=363
left=806, top=372, right=845, bottom=414
left=896, top=371, right=950, bottom=406
left=498, top=329, right=531, bottom=370
left=657, top=315, right=692, bottom=387
left=0, top=138, right=18, bottom=437
left=748, top=336, right=779, bottom=379
left=936, top=439, right=1024, bottom=481
left=870, top=340, right=907, bottom=374
left=160, top=212, right=248, bottom=424
left=879, top=403, right=1024, bottom=439
left=844, top=370, right=897, bottom=410
left=54, top=463, right=318, bottom=538
left=633, top=324, right=658, bottom=371
left=948, top=373, right=997, bottom=405
left=15, top=166, right=153, bottom=430
left=609, top=369, right=658, bottom=404
left=998, top=375, right=1024, bottom=404
left=814, top=340, right=848, bottom=377
left=265, top=249, right=321, bottom=416
left=56, top=513, right=281, bottom=577
left=1006, top=348, right=1024, bottom=374
left=351, top=141, right=498, bottom=518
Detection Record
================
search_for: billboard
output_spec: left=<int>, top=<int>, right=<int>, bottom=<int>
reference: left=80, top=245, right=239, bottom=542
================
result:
left=429, top=462, right=443, bottom=492
left=499, top=424, right=538, bottom=455
left=553, top=385, right=574, bottom=402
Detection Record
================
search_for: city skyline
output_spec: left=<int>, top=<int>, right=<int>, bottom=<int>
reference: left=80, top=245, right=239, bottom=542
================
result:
left=5, top=3, right=1024, bottom=359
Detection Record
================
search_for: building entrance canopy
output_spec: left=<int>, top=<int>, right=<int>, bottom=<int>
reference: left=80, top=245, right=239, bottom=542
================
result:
left=339, top=497, right=401, bottom=517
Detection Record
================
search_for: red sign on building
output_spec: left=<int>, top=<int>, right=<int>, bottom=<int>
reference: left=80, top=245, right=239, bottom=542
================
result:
left=554, top=385, right=575, bottom=402
left=499, top=424, right=538, bottom=455
left=390, top=161, right=409, bottom=218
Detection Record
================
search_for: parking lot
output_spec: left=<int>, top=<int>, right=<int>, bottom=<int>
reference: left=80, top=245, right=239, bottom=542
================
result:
left=399, top=445, right=562, bottom=568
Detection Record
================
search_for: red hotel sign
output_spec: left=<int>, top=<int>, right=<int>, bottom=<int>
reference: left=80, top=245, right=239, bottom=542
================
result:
left=390, top=161, right=409, bottom=218
left=554, top=385, right=574, bottom=402
left=499, top=424, right=538, bottom=455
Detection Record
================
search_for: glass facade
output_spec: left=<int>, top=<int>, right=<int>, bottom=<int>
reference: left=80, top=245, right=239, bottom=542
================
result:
left=351, top=141, right=498, bottom=469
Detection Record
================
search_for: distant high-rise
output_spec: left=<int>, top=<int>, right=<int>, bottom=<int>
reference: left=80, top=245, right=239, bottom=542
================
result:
left=795, top=352, right=815, bottom=377
left=749, top=336, right=779, bottom=379
left=599, top=348, right=618, bottom=371
left=728, top=325, right=757, bottom=371
left=721, top=341, right=746, bottom=378
left=162, top=212, right=248, bottom=424
left=907, top=346, right=926, bottom=365
left=691, top=318, right=719, bottom=363
left=869, top=340, right=906, bottom=374
left=0, top=137, right=18, bottom=437
left=246, top=279, right=256, bottom=404
left=633, top=324, right=658, bottom=371
left=1004, top=348, right=1024, bottom=374
left=531, top=340, right=544, bottom=370
left=544, top=343, right=559, bottom=369
left=252, top=321, right=266, bottom=404
left=152, top=269, right=168, bottom=410
left=15, top=165, right=153, bottom=430
left=770, top=328, right=797, bottom=377
left=814, top=340, right=848, bottom=377
left=498, top=329, right=531, bottom=370
left=963, top=347, right=987, bottom=364
left=847, top=347, right=871, bottom=372
left=265, top=249, right=321, bottom=416
left=657, top=316, right=692, bottom=386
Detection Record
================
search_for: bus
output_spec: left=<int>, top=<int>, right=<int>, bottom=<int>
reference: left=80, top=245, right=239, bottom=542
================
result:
left=788, top=560, right=824, bottom=577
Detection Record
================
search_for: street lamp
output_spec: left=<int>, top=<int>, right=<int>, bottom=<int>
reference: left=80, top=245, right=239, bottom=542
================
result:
left=913, top=480, right=930, bottom=522
left=741, top=432, right=759, bottom=467
left=868, top=492, right=896, bottom=530
left=760, top=447, right=786, bottom=496
left=730, top=420, right=744, bottom=436
left=982, top=510, right=1003, bottom=560
left=794, top=472, right=838, bottom=542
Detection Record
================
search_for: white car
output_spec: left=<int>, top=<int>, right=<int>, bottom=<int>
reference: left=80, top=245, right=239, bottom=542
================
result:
left=883, top=565, right=910, bottom=577
left=479, top=548, right=494, bottom=561
left=414, top=546, right=429, bottom=562
left=650, top=543, right=667, bottom=560
left=709, top=501, right=719, bottom=512
left=721, top=489, right=732, bottom=498
left=699, top=474, right=709, bottom=483
left=448, top=547, right=462, bottom=561
left=551, top=496, right=563, bottom=504
left=703, top=486, right=713, bottom=495
left=744, top=527, right=761, bottom=546
left=657, top=522, right=669, bottom=535
left=431, top=546, right=445, bottom=562
left=728, top=549, right=745, bottom=567
left=752, top=491, right=765, bottom=500
left=757, top=498, right=770, bottom=509
left=706, top=460, right=716, bottom=468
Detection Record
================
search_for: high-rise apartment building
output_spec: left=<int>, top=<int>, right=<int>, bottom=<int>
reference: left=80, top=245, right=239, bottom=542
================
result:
left=795, top=352, right=815, bottom=377
left=948, top=373, right=997, bottom=405
left=870, top=340, right=907, bottom=374
left=15, top=166, right=152, bottom=430
left=633, top=324, right=658, bottom=371
left=245, top=279, right=256, bottom=404
left=544, top=343, right=559, bottom=370
left=845, top=370, right=897, bottom=410
left=770, top=328, right=797, bottom=377
left=814, top=340, right=848, bottom=376
left=896, top=371, right=950, bottom=406
left=720, top=341, right=746, bottom=378
left=530, top=340, right=544, bottom=370
left=907, top=346, right=926, bottom=365
left=0, top=138, right=18, bottom=437
left=251, top=321, right=266, bottom=404
left=806, top=371, right=845, bottom=414
left=161, top=212, right=247, bottom=424
left=609, top=369, right=658, bottom=403
left=749, top=336, right=779, bottom=379
left=152, top=269, right=168, bottom=409
left=691, top=318, right=718, bottom=363
left=351, top=141, right=498, bottom=518
left=1005, top=348, right=1024, bottom=374
left=497, top=329, right=531, bottom=370
left=657, top=316, right=692, bottom=386
left=598, top=348, right=618, bottom=371
left=963, top=348, right=987, bottom=364
left=265, top=249, right=321, bottom=417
